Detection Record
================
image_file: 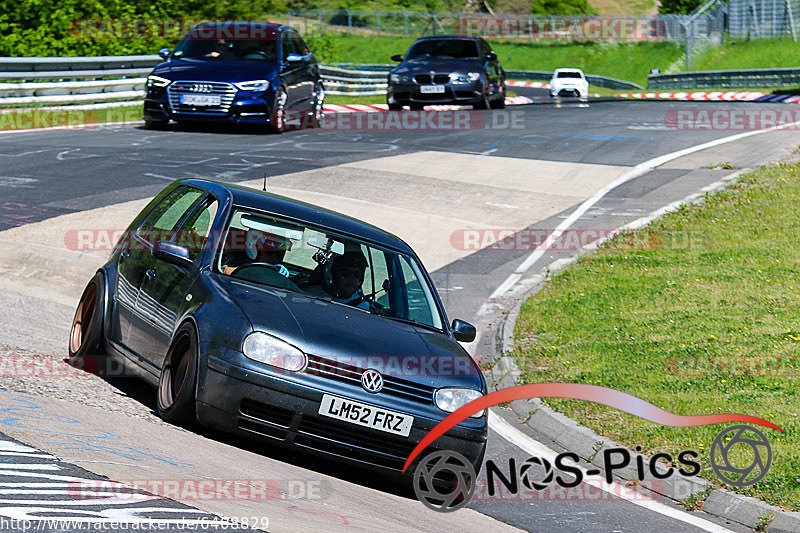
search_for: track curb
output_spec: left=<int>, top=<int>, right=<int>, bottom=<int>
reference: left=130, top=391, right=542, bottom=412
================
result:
left=482, top=171, right=800, bottom=533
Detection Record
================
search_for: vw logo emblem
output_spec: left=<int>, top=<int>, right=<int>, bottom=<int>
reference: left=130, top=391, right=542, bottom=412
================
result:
left=361, top=369, right=383, bottom=393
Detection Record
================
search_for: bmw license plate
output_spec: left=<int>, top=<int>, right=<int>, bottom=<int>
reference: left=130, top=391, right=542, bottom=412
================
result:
left=319, top=394, right=413, bottom=437
left=420, top=85, right=445, bottom=94
left=180, top=94, right=221, bottom=106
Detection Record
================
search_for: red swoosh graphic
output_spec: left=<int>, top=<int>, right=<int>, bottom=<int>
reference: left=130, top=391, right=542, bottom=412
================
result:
left=402, top=383, right=783, bottom=473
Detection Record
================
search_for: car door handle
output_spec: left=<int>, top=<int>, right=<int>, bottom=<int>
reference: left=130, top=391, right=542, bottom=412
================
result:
left=145, top=269, right=156, bottom=279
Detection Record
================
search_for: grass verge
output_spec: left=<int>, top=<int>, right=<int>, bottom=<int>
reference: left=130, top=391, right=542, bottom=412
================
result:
left=0, top=104, right=142, bottom=131
left=511, top=162, right=800, bottom=510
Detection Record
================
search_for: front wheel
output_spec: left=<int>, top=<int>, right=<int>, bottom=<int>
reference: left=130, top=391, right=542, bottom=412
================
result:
left=68, top=272, right=107, bottom=373
left=267, top=87, right=288, bottom=134
left=157, top=322, right=199, bottom=427
left=307, top=84, right=325, bottom=128
left=387, top=102, right=403, bottom=110
left=473, top=91, right=490, bottom=110
left=144, top=118, right=167, bottom=130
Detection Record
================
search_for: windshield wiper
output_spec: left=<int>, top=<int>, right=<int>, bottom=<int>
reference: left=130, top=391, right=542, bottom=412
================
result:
left=385, top=315, right=442, bottom=332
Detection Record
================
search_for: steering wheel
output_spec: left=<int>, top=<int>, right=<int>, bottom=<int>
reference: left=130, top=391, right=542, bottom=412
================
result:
left=244, top=49, right=271, bottom=60
left=231, top=262, right=289, bottom=278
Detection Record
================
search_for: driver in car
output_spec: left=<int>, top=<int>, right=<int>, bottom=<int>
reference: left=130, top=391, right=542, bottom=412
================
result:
left=222, top=228, right=291, bottom=276
left=309, top=251, right=371, bottom=310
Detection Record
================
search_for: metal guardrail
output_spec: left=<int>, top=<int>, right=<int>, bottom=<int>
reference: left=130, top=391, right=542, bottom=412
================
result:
left=648, top=67, right=800, bottom=89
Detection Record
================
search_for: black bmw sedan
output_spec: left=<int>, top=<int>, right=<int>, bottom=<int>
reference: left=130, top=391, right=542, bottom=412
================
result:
left=143, top=22, right=323, bottom=133
left=68, top=179, right=487, bottom=478
left=387, top=35, right=506, bottom=110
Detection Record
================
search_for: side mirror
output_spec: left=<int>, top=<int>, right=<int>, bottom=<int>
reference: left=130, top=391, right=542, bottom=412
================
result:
left=158, top=48, right=171, bottom=60
left=286, top=53, right=305, bottom=62
left=153, top=240, right=192, bottom=268
left=485, top=51, right=497, bottom=61
left=451, top=319, right=476, bottom=343
left=391, top=54, right=403, bottom=62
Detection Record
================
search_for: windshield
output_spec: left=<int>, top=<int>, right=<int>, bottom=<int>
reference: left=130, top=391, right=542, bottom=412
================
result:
left=406, top=39, right=480, bottom=61
left=173, top=36, right=278, bottom=62
left=216, top=209, right=444, bottom=330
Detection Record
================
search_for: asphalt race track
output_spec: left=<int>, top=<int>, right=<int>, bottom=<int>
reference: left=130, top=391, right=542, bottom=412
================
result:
left=0, top=92, right=797, bottom=532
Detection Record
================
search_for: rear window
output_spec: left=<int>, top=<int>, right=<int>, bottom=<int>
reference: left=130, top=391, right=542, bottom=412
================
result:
left=557, top=71, right=584, bottom=78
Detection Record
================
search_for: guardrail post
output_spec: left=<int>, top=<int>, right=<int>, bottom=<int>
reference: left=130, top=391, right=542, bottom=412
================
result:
left=347, top=9, right=352, bottom=33
left=376, top=11, right=381, bottom=34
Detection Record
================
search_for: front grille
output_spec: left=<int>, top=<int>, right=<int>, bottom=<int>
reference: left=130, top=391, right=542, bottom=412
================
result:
left=305, top=354, right=435, bottom=404
left=167, top=81, right=235, bottom=115
left=296, top=415, right=419, bottom=470
left=414, top=74, right=450, bottom=84
left=240, top=399, right=294, bottom=427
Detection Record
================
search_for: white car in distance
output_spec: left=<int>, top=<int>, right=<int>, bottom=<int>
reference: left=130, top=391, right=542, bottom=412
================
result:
left=549, top=68, right=589, bottom=99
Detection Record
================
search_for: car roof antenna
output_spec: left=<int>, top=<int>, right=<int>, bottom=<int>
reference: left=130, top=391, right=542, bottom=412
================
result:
left=262, top=172, right=267, bottom=192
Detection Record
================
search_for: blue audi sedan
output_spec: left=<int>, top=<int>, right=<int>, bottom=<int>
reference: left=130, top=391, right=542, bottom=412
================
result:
left=68, top=179, right=487, bottom=478
left=143, top=22, right=323, bottom=132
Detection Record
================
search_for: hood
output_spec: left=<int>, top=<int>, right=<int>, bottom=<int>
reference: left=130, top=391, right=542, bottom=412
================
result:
left=151, top=58, right=279, bottom=84
left=220, top=278, right=483, bottom=388
left=394, top=58, right=485, bottom=75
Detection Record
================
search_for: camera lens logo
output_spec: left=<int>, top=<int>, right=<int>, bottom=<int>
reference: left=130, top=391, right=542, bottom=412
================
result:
left=519, top=456, right=554, bottom=490
left=709, top=425, right=772, bottom=488
left=412, top=450, right=476, bottom=512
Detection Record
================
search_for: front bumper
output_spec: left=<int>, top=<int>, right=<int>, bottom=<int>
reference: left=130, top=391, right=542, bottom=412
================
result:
left=143, top=86, right=275, bottom=125
left=196, top=345, right=488, bottom=476
left=387, top=80, right=486, bottom=106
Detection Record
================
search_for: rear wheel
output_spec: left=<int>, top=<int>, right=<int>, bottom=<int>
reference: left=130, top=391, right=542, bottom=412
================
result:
left=157, top=323, right=199, bottom=427
left=307, top=83, right=324, bottom=128
left=68, top=272, right=107, bottom=373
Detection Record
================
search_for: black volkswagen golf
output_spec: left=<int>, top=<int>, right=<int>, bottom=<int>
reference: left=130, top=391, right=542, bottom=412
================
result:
left=387, top=35, right=506, bottom=110
left=68, top=179, right=487, bottom=479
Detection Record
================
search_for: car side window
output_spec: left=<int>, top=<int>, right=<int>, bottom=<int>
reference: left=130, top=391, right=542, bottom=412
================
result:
left=173, top=196, right=219, bottom=261
left=281, top=33, right=296, bottom=60
left=479, top=39, right=492, bottom=57
left=292, top=32, right=309, bottom=55
left=137, top=187, right=204, bottom=246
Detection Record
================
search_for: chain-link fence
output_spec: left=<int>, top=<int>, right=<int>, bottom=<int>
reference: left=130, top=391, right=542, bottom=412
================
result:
left=727, top=0, right=799, bottom=39
left=276, top=10, right=700, bottom=42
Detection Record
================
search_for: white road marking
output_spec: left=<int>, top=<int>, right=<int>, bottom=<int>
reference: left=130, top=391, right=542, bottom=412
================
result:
left=489, top=119, right=800, bottom=299
left=488, top=411, right=736, bottom=533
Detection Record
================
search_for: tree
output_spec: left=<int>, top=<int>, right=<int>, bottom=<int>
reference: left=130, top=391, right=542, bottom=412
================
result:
left=658, top=0, right=703, bottom=15
left=530, top=0, right=595, bottom=15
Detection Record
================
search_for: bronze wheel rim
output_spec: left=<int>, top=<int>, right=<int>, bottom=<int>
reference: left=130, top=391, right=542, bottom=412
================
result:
left=69, top=284, right=96, bottom=354
left=159, top=333, right=191, bottom=410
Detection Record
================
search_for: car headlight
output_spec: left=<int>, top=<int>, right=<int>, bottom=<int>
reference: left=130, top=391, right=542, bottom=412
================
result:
left=146, top=75, right=171, bottom=88
left=235, top=80, right=270, bottom=91
left=242, top=332, right=306, bottom=372
left=435, top=388, right=484, bottom=417
left=449, top=72, right=481, bottom=84
left=389, top=74, right=411, bottom=84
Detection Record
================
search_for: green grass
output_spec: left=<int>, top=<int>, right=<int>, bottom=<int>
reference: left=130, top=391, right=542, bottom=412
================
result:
left=0, top=104, right=141, bottom=130
left=695, top=38, right=800, bottom=71
left=512, top=163, right=800, bottom=510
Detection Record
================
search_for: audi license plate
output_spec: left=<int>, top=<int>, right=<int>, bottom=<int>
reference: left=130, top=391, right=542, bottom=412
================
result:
left=180, top=94, right=221, bottom=106
left=319, top=394, right=413, bottom=437
left=420, top=85, right=445, bottom=94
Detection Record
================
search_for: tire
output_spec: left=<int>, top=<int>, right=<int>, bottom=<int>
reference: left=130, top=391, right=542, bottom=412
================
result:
left=409, top=103, right=425, bottom=110
left=267, top=87, right=288, bottom=134
left=157, top=322, right=199, bottom=427
left=490, top=95, right=505, bottom=109
left=473, top=92, right=490, bottom=110
left=387, top=102, right=403, bottom=110
left=144, top=118, right=167, bottom=130
left=68, top=272, right=107, bottom=374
